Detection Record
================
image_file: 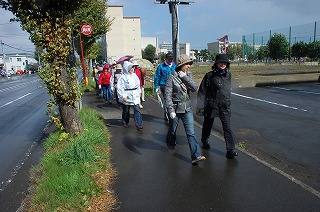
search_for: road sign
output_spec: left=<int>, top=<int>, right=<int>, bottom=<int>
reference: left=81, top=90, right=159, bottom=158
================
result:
left=81, top=24, right=93, bottom=36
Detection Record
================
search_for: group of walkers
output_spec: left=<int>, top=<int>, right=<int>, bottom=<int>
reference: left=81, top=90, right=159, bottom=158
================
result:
left=94, top=52, right=238, bottom=165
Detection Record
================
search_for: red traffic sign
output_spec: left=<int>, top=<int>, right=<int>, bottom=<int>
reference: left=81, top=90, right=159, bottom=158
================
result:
left=81, top=24, right=93, bottom=36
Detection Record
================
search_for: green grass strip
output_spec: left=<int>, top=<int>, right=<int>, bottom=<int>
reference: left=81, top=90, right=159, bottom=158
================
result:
left=29, top=106, right=111, bottom=211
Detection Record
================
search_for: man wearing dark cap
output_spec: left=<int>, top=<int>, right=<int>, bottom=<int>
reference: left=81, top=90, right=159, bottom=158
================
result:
left=154, top=52, right=176, bottom=122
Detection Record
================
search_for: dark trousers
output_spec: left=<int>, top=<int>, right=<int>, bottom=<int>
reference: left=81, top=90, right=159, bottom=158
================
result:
left=201, top=113, right=235, bottom=151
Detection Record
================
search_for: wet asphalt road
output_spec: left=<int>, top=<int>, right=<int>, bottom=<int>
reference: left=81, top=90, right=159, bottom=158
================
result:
left=83, top=82, right=320, bottom=211
left=0, top=75, right=49, bottom=211
left=228, top=82, right=320, bottom=192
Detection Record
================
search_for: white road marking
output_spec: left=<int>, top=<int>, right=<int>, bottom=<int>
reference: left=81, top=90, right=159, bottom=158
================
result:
left=0, top=79, right=41, bottom=93
left=0, top=93, right=32, bottom=109
left=269, top=86, right=320, bottom=95
left=232, top=92, right=308, bottom=112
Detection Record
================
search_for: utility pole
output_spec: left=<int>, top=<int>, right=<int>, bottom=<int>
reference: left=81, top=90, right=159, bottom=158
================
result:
left=155, top=0, right=194, bottom=62
left=0, top=40, right=6, bottom=70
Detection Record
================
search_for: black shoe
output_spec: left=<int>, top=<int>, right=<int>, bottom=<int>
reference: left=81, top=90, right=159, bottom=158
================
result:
left=136, top=125, right=143, bottom=130
left=226, top=150, right=238, bottom=159
left=202, top=142, right=210, bottom=150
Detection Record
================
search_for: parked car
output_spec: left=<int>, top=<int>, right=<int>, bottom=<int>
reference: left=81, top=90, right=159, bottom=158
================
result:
left=0, top=70, right=12, bottom=77
left=7, top=69, right=14, bottom=75
left=0, top=70, right=5, bottom=77
left=16, top=70, right=24, bottom=75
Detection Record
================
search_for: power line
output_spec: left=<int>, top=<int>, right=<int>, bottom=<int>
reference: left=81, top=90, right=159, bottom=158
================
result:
left=1, top=42, right=34, bottom=53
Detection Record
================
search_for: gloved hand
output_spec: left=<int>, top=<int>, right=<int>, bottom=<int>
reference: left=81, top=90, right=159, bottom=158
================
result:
left=98, top=85, right=101, bottom=89
left=170, top=112, right=176, bottom=119
left=155, top=88, right=159, bottom=93
left=178, top=71, right=186, bottom=78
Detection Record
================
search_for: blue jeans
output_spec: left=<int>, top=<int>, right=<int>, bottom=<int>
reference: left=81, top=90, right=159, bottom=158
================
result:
left=102, top=85, right=113, bottom=102
left=166, top=110, right=201, bottom=160
left=122, top=104, right=143, bottom=126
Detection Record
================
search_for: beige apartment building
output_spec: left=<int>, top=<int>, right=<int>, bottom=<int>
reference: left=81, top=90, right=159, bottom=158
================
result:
left=105, top=5, right=142, bottom=63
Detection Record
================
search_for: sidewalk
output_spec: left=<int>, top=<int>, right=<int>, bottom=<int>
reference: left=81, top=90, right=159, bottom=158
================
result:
left=83, top=92, right=320, bottom=211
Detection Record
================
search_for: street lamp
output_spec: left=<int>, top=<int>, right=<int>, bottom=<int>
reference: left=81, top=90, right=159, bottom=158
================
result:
left=155, top=0, right=194, bottom=62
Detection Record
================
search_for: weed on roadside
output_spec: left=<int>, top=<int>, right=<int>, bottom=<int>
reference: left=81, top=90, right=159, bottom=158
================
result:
left=22, top=106, right=117, bottom=211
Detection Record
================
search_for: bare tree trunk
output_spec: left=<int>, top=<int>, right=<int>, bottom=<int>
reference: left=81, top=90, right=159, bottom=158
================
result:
left=58, top=102, right=83, bottom=134
left=58, top=65, right=83, bottom=134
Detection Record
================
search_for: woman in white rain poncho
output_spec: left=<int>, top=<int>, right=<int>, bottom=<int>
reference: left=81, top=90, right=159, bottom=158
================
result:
left=117, top=61, right=143, bottom=129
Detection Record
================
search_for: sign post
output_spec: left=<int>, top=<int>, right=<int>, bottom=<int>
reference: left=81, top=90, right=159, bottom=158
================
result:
left=80, top=24, right=93, bottom=86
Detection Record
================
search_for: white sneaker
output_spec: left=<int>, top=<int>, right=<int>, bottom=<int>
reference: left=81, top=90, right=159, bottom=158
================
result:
left=192, top=156, right=206, bottom=165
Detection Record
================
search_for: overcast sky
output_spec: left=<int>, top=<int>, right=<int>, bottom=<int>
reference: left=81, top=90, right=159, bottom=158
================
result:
left=1, top=0, right=319, bottom=54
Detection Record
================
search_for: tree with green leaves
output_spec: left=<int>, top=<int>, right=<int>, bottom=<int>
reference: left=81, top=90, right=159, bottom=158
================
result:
left=256, top=45, right=268, bottom=61
left=291, top=41, right=307, bottom=63
left=306, top=41, right=320, bottom=61
left=1, top=0, right=111, bottom=134
left=72, top=0, right=112, bottom=62
left=267, top=33, right=289, bottom=60
left=227, top=44, right=242, bottom=60
left=192, top=49, right=200, bottom=62
left=200, top=49, right=210, bottom=61
left=142, top=44, right=156, bottom=63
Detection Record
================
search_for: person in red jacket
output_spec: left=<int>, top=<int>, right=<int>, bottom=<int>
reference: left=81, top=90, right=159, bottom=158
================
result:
left=98, top=64, right=113, bottom=104
left=132, top=60, right=145, bottom=108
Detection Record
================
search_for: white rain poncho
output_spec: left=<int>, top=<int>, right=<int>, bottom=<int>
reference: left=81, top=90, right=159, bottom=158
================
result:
left=117, top=61, right=141, bottom=105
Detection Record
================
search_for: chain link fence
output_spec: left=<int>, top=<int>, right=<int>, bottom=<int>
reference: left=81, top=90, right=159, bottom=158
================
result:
left=242, top=21, right=320, bottom=61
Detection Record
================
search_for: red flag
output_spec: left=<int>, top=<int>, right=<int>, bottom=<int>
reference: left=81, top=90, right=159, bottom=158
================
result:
left=218, top=35, right=229, bottom=46
left=217, top=35, right=229, bottom=52
left=217, top=35, right=228, bottom=42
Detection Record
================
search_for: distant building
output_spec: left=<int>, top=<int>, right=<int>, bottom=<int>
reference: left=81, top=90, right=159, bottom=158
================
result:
left=159, top=42, right=173, bottom=54
left=0, top=53, right=36, bottom=71
left=179, top=43, right=191, bottom=56
left=104, top=5, right=195, bottom=64
left=207, top=41, right=242, bottom=54
left=104, top=5, right=142, bottom=63
left=141, top=37, right=158, bottom=50
left=158, top=42, right=192, bottom=57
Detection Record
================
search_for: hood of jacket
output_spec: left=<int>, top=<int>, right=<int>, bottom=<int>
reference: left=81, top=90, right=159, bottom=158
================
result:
left=122, top=61, right=134, bottom=75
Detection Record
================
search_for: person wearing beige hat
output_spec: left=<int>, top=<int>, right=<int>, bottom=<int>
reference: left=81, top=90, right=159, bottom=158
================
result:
left=164, top=54, right=206, bottom=165
left=113, top=63, right=123, bottom=107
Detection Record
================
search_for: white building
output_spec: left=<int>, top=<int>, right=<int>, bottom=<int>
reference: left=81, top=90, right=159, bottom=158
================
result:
left=105, top=5, right=142, bottom=63
left=141, top=37, right=158, bottom=50
left=207, top=41, right=242, bottom=54
left=104, top=5, right=193, bottom=63
left=179, top=43, right=191, bottom=56
left=158, top=42, right=192, bottom=57
left=159, top=42, right=173, bottom=54
left=0, top=53, right=37, bottom=71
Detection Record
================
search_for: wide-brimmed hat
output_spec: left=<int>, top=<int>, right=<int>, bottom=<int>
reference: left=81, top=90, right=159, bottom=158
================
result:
left=176, top=54, right=193, bottom=68
left=214, top=54, right=229, bottom=64
left=116, top=64, right=122, bottom=70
